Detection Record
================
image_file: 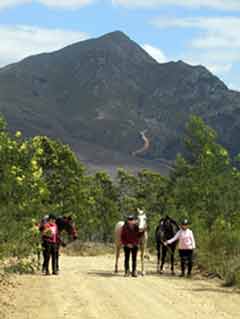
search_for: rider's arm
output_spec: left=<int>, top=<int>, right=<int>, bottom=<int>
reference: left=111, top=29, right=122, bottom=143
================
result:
left=191, top=230, right=196, bottom=249
left=166, top=230, right=181, bottom=245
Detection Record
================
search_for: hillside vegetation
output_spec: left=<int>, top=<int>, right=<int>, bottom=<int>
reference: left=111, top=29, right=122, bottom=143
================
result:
left=0, top=115, right=240, bottom=286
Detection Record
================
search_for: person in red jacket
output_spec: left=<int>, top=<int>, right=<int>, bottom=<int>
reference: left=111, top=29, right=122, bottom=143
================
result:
left=41, top=213, right=59, bottom=275
left=121, top=215, right=140, bottom=277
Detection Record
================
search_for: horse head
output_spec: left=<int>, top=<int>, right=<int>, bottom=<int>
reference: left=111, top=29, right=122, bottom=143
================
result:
left=158, top=216, right=176, bottom=241
left=56, top=216, right=77, bottom=241
left=137, top=208, right=147, bottom=233
left=164, top=215, right=173, bottom=230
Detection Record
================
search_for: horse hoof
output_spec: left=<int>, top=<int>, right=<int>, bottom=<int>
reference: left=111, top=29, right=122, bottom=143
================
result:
left=141, top=272, right=145, bottom=276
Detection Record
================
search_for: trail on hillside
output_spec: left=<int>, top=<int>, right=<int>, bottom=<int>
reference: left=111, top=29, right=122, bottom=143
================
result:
left=2, top=255, right=239, bottom=319
left=132, top=130, right=150, bottom=156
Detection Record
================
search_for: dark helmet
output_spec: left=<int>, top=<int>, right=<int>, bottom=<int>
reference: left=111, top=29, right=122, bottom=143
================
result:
left=48, top=213, right=56, bottom=220
left=42, top=214, right=49, bottom=221
left=181, top=218, right=189, bottom=225
left=127, top=214, right=135, bottom=221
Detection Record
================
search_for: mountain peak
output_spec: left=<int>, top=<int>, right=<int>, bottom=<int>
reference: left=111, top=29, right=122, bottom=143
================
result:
left=99, top=30, right=130, bottom=41
left=47, top=30, right=157, bottom=67
left=95, top=30, right=157, bottom=65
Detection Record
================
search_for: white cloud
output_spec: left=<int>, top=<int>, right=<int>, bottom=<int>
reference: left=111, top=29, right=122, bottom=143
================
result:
left=205, top=63, right=232, bottom=75
left=0, top=0, right=95, bottom=10
left=186, top=58, right=233, bottom=75
left=152, top=15, right=240, bottom=84
left=153, top=16, right=240, bottom=49
left=0, top=25, right=89, bottom=67
left=37, top=0, right=95, bottom=9
left=144, top=15, right=240, bottom=89
left=2, top=0, right=240, bottom=11
left=112, top=0, right=240, bottom=11
left=142, top=44, right=167, bottom=63
left=0, top=0, right=31, bottom=10
left=228, top=83, right=240, bottom=92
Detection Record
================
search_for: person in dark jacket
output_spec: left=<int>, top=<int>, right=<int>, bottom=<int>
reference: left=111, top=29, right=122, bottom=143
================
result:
left=121, top=215, right=140, bottom=277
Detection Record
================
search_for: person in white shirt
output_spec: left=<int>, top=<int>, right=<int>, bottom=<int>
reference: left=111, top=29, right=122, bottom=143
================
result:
left=164, top=219, right=196, bottom=277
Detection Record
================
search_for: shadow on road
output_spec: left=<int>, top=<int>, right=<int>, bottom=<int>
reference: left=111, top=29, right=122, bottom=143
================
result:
left=185, top=287, right=239, bottom=294
left=87, top=270, right=121, bottom=278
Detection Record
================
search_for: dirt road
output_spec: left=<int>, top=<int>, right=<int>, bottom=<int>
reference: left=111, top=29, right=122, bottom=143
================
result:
left=2, top=255, right=239, bottom=319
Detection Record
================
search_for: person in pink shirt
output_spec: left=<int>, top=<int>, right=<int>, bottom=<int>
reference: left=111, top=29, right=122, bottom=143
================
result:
left=164, top=219, right=196, bottom=277
left=41, top=214, right=59, bottom=275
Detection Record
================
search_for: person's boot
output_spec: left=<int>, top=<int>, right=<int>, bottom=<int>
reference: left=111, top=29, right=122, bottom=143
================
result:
left=41, top=265, right=46, bottom=274
left=52, top=264, right=58, bottom=275
left=187, top=267, right=192, bottom=278
left=124, top=270, right=130, bottom=277
left=171, top=266, right=175, bottom=276
left=180, top=260, right=185, bottom=277
left=187, top=262, right=192, bottom=278
left=132, top=270, right=138, bottom=277
left=52, top=266, right=58, bottom=275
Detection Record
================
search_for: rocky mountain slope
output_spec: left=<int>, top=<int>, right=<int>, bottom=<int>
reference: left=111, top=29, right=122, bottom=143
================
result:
left=0, top=31, right=240, bottom=172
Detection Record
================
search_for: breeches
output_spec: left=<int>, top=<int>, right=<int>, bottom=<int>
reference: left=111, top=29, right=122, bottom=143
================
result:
left=179, top=249, right=193, bottom=275
left=123, top=245, right=138, bottom=273
left=42, top=242, right=58, bottom=273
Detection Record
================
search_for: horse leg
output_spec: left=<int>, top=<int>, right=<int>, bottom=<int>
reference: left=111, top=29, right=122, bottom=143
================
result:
left=157, top=243, right=161, bottom=273
left=140, top=243, right=145, bottom=276
left=160, top=245, right=167, bottom=273
left=41, top=242, right=48, bottom=273
left=170, top=246, right=175, bottom=275
left=35, top=242, right=41, bottom=270
left=114, top=244, right=121, bottom=273
left=37, top=248, right=41, bottom=270
left=56, top=244, right=60, bottom=272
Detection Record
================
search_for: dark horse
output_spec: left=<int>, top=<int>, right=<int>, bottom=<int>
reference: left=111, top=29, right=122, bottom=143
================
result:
left=155, top=216, right=179, bottom=274
left=39, top=215, right=77, bottom=273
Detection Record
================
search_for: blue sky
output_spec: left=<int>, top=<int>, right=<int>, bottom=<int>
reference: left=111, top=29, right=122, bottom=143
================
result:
left=0, top=0, right=240, bottom=90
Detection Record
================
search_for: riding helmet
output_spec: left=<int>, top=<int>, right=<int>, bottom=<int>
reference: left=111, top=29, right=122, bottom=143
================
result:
left=48, top=213, right=56, bottom=220
left=181, top=218, right=189, bottom=225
